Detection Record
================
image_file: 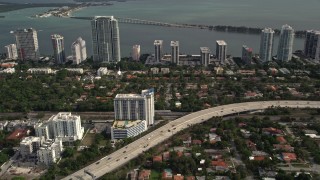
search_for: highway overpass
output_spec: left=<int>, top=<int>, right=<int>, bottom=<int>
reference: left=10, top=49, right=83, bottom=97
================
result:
left=63, top=100, right=320, bottom=180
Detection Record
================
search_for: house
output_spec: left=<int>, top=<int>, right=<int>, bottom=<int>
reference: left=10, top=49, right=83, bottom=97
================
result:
left=250, top=151, right=269, bottom=161
left=273, top=144, right=294, bottom=152
left=192, top=139, right=202, bottom=145
left=162, top=151, right=170, bottom=161
left=240, top=129, right=251, bottom=138
left=173, top=174, right=184, bottom=180
left=162, top=169, right=173, bottom=180
left=150, top=67, right=159, bottom=74
left=282, top=153, right=297, bottom=162
left=138, top=169, right=151, bottom=180
left=246, top=140, right=257, bottom=151
left=276, top=136, right=287, bottom=144
left=211, top=160, right=229, bottom=172
left=244, top=91, right=263, bottom=99
left=185, top=176, right=195, bottom=180
left=153, top=155, right=162, bottom=163
left=262, top=127, right=283, bottom=136
left=238, top=122, right=247, bottom=127
left=129, top=169, right=138, bottom=180
left=209, top=133, right=221, bottom=144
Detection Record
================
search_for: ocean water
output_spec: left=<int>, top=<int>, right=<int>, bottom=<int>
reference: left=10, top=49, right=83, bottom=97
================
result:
left=0, top=0, right=319, bottom=57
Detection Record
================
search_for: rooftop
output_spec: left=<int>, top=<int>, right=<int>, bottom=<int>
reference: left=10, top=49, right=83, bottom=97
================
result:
left=112, top=120, right=144, bottom=129
left=170, top=41, right=179, bottom=46
left=200, top=47, right=211, bottom=53
left=154, top=40, right=163, bottom=45
left=216, top=40, right=227, bottom=46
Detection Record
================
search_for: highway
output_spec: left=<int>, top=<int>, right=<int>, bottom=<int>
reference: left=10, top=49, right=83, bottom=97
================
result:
left=63, top=100, right=320, bottom=180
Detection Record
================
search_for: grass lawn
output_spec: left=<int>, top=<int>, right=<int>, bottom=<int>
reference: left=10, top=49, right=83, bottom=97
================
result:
left=150, top=170, right=161, bottom=180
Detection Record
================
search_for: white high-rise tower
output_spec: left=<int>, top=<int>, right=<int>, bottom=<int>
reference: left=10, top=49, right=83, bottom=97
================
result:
left=170, top=41, right=179, bottom=64
left=91, top=16, right=121, bottom=63
left=4, top=44, right=18, bottom=60
left=154, top=40, right=163, bottom=63
left=259, top=28, right=274, bottom=62
left=277, top=24, right=295, bottom=62
left=51, top=34, right=66, bottom=64
left=216, top=40, right=227, bottom=64
left=13, top=28, right=40, bottom=61
left=71, top=37, right=87, bottom=64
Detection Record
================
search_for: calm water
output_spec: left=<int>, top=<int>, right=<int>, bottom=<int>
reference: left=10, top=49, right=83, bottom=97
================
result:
left=1, top=0, right=320, bottom=57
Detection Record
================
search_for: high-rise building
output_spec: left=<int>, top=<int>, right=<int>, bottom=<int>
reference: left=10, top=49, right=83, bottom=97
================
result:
left=200, top=47, right=211, bottom=67
left=4, top=44, right=18, bottom=60
left=304, top=30, right=320, bottom=61
left=91, top=16, right=121, bottom=63
left=132, top=45, right=140, bottom=61
left=259, top=28, right=274, bottom=62
left=277, top=24, right=295, bottom=62
left=170, top=41, right=179, bottom=64
left=13, top=28, right=40, bottom=61
left=242, top=45, right=253, bottom=65
left=216, top=40, right=227, bottom=64
left=71, top=37, right=87, bottom=65
left=114, top=89, right=155, bottom=126
left=20, top=136, right=42, bottom=158
left=35, top=112, right=84, bottom=142
left=51, top=34, right=66, bottom=64
left=37, top=139, right=63, bottom=166
left=154, top=40, right=163, bottom=62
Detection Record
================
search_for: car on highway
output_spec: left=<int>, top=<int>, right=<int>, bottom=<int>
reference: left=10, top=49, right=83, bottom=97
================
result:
left=96, top=161, right=100, bottom=165
left=116, top=159, right=120, bottom=161
left=123, top=151, right=126, bottom=153
left=124, top=157, right=127, bottom=159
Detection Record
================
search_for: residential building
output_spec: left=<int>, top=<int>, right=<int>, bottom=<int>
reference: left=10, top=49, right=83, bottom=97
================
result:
left=20, top=136, right=42, bottom=158
left=216, top=40, right=227, bottom=64
left=35, top=122, right=49, bottom=140
left=304, top=30, right=320, bottom=61
left=65, top=68, right=84, bottom=74
left=91, top=16, right=121, bottom=63
left=111, top=120, right=147, bottom=140
left=200, top=47, right=211, bottom=67
left=170, top=41, right=179, bottom=64
left=0, top=68, right=15, bottom=74
left=27, top=68, right=53, bottom=74
left=13, top=28, right=40, bottom=60
left=4, top=44, right=18, bottom=60
left=150, top=67, right=159, bottom=74
left=277, top=24, right=295, bottom=61
left=97, top=67, right=108, bottom=76
left=37, top=138, right=63, bottom=166
left=161, top=68, right=170, bottom=74
left=114, top=89, right=155, bottom=126
left=132, top=44, right=140, bottom=61
left=71, top=37, right=87, bottom=64
left=154, top=40, right=163, bottom=62
left=51, top=34, right=66, bottom=64
left=35, top=112, right=84, bottom=142
left=259, top=28, right=274, bottom=62
left=242, top=45, right=253, bottom=65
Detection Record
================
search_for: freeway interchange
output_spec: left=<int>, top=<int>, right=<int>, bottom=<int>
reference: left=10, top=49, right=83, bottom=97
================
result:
left=63, top=100, right=320, bottom=180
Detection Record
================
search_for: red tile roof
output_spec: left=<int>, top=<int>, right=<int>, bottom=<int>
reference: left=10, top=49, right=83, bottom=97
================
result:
left=276, top=136, right=287, bottom=144
left=185, top=176, right=195, bottom=180
left=192, top=139, right=202, bottom=145
left=282, top=153, right=297, bottom=162
left=6, top=129, right=28, bottom=140
left=153, top=155, right=162, bottom=163
left=211, top=160, right=228, bottom=168
left=253, top=156, right=265, bottom=161
left=173, top=174, right=184, bottom=180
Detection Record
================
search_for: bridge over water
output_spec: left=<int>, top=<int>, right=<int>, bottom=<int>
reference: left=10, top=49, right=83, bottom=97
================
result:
left=71, top=16, right=211, bottom=29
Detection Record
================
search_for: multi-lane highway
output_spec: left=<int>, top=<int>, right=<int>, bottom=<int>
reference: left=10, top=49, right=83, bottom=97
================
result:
left=63, top=100, right=320, bottom=180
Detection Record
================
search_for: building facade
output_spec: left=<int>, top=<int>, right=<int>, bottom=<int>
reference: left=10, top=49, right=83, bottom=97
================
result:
left=4, top=44, right=18, bottom=60
left=71, top=37, right=87, bottom=65
left=154, top=40, right=163, bottom=62
left=111, top=120, right=147, bottom=140
left=35, top=112, right=84, bottom=142
left=259, top=28, right=274, bottom=62
left=37, top=139, right=63, bottom=166
left=304, top=30, right=320, bottom=61
left=51, top=34, right=66, bottom=64
left=13, top=28, right=40, bottom=61
left=20, top=136, right=42, bottom=158
left=277, top=24, right=295, bottom=62
left=91, top=16, right=121, bottom=63
left=216, top=40, right=227, bottom=64
left=114, top=89, right=155, bottom=126
left=170, top=41, right=179, bottom=64
left=132, top=45, right=140, bottom=61
left=242, top=45, right=253, bottom=65
left=200, top=47, right=211, bottom=67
